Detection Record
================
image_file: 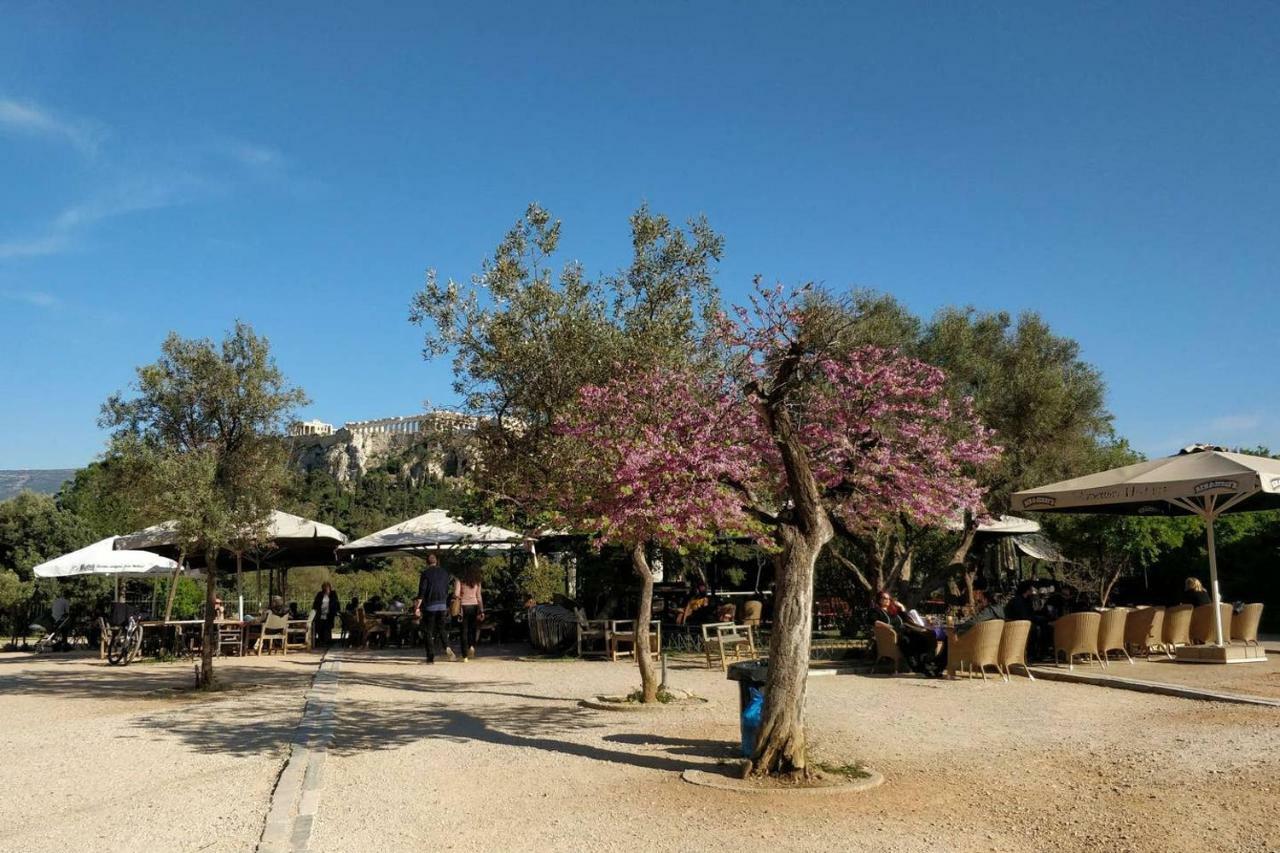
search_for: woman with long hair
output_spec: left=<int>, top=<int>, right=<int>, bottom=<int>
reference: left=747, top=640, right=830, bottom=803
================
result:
left=454, top=565, right=485, bottom=660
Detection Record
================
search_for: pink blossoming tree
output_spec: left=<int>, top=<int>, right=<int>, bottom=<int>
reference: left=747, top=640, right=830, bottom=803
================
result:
left=559, top=282, right=999, bottom=774
left=557, top=367, right=764, bottom=702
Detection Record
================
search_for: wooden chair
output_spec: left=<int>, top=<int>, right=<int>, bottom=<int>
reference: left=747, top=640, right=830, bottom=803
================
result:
left=1162, top=604, right=1193, bottom=655
left=872, top=621, right=907, bottom=673
left=286, top=610, right=314, bottom=651
left=609, top=620, right=661, bottom=662
left=997, top=620, right=1034, bottom=681
left=1124, top=607, right=1165, bottom=658
left=947, top=619, right=1004, bottom=680
left=1231, top=603, right=1264, bottom=652
left=358, top=608, right=388, bottom=648
left=742, top=600, right=763, bottom=627
left=701, top=622, right=756, bottom=671
left=1190, top=603, right=1234, bottom=645
left=97, top=616, right=111, bottom=660
left=1097, top=607, right=1132, bottom=665
left=1052, top=612, right=1102, bottom=671
left=255, top=613, right=289, bottom=655
left=216, top=622, right=243, bottom=657
left=575, top=609, right=611, bottom=659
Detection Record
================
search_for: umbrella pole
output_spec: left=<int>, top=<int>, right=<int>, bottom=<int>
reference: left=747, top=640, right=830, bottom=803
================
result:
left=236, top=551, right=244, bottom=621
left=163, top=550, right=184, bottom=623
left=1205, top=512, right=1225, bottom=647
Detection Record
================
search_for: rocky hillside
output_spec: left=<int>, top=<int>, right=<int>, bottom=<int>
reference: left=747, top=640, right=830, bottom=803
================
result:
left=0, top=470, right=76, bottom=501
left=289, top=429, right=474, bottom=486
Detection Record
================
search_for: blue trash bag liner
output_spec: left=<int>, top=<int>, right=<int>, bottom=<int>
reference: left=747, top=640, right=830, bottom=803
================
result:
left=740, top=685, right=764, bottom=757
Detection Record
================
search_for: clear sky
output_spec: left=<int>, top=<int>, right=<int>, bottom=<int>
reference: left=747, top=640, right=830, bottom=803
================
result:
left=2, top=2, right=1278, bottom=469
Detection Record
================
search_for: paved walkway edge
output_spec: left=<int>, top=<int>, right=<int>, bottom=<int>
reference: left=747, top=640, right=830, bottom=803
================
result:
left=257, top=655, right=340, bottom=853
left=1027, top=665, right=1280, bottom=708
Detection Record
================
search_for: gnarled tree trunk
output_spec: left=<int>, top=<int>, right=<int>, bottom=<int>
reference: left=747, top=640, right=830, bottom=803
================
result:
left=200, top=552, right=217, bottom=688
left=750, top=522, right=830, bottom=777
left=748, top=380, right=834, bottom=778
left=630, top=543, right=659, bottom=703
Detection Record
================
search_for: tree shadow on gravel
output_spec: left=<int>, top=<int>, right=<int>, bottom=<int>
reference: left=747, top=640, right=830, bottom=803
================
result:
left=336, top=669, right=570, bottom=703
left=0, top=659, right=316, bottom=702
left=131, top=690, right=714, bottom=773
left=602, top=733, right=736, bottom=759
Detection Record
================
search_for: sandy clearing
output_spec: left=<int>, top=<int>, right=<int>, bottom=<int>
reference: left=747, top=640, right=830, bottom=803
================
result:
left=0, top=651, right=318, bottom=853
left=5, top=646, right=1280, bottom=853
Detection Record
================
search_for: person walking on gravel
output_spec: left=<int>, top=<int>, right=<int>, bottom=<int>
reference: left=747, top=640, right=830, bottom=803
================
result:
left=415, top=554, right=455, bottom=663
left=454, top=565, right=485, bottom=661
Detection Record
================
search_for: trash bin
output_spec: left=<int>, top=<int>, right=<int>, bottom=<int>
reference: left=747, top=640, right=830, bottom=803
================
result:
left=727, top=660, right=768, bottom=757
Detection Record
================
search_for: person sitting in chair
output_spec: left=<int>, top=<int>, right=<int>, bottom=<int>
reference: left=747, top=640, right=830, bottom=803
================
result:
left=871, top=590, right=943, bottom=677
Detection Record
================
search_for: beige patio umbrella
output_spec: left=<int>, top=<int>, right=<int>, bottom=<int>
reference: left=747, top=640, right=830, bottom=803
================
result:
left=117, top=511, right=348, bottom=618
left=1012, top=444, right=1280, bottom=648
left=337, top=509, right=523, bottom=559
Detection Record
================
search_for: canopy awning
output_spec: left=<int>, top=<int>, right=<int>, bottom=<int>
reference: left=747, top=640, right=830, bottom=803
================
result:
left=1011, top=533, right=1068, bottom=563
left=1012, top=443, right=1280, bottom=648
left=1011, top=444, right=1280, bottom=517
left=33, top=536, right=185, bottom=579
left=338, top=509, right=523, bottom=559
left=945, top=514, right=1041, bottom=535
left=116, top=510, right=348, bottom=570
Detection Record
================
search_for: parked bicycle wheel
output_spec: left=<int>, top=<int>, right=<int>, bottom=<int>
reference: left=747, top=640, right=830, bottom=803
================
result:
left=106, top=629, right=128, bottom=665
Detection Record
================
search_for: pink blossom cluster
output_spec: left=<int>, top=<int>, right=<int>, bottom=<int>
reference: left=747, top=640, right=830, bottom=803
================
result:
left=557, top=367, right=765, bottom=548
left=556, top=284, right=1001, bottom=544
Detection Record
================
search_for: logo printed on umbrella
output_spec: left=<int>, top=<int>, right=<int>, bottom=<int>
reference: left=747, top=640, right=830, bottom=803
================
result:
left=1193, top=479, right=1238, bottom=494
left=1022, top=496, right=1056, bottom=509
left=1270, top=477, right=1280, bottom=491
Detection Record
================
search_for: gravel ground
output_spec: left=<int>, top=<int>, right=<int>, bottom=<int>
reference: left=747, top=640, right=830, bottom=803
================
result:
left=1101, top=653, right=1280, bottom=699
left=0, top=651, right=317, bottom=853
left=312, top=648, right=1280, bottom=853
left=4, top=647, right=1279, bottom=853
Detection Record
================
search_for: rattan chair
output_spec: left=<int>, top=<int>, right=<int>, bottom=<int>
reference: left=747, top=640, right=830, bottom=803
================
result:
left=1097, top=607, right=1132, bottom=665
left=1190, top=603, right=1234, bottom=645
left=873, top=621, right=907, bottom=673
left=947, top=619, right=1005, bottom=680
left=1124, top=607, right=1165, bottom=658
left=997, top=619, right=1034, bottom=681
left=742, top=600, right=764, bottom=627
left=1162, top=604, right=1193, bottom=656
left=1231, top=603, right=1264, bottom=652
left=1052, top=611, right=1102, bottom=670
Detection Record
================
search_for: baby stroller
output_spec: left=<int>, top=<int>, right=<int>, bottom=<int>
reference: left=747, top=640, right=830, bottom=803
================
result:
left=32, top=612, right=74, bottom=653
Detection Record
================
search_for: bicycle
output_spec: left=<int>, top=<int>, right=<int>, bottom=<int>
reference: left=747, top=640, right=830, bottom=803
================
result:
left=107, top=611, right=143, bottom=665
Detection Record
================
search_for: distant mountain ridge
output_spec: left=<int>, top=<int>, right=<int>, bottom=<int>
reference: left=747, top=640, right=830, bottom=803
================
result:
left=0, top=470, right=76, bottom=501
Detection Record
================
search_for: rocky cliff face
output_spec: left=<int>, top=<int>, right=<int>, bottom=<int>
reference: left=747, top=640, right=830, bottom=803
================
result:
left=289, top=428, right=473, bottom=486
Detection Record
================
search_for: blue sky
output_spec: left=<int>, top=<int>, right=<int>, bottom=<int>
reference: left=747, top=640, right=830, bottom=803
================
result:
left=2, top=2, right=1278, bottom=469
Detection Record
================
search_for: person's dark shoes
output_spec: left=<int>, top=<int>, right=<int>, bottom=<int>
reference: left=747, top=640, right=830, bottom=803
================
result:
left=426, top=656, right=435, bottom=664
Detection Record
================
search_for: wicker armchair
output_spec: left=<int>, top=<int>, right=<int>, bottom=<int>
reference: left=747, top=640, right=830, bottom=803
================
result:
left=1052, top=611, right=1102, bottom=670
left=742, top=600, right=764, bottom=627
left=997, top=619, right=1034, bottom=681
left=1124, top=607, right=1165, bottom=658
left=1190, top=603, right=1234, bottom=645
left=1231, top=603, right=1264, bottom=651
left=873, top=621, right=906, bottom=674
left=1162, top=605, right=1193, bottom=655
left=947, top=619, right=1004, bottom=680
left=1097, top=608, right=1132, bottom=665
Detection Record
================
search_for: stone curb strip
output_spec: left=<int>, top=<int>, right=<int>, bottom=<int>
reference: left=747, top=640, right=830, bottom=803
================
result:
left=1027, top=665, right=1280, bottom=708
left=257, top=656, right=341, bottom=853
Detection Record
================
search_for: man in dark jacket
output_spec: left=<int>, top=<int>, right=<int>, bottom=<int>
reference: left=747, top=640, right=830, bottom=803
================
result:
left=312, top=582, right=341, bottom=647
left=415, top=554, right=456, bottom=663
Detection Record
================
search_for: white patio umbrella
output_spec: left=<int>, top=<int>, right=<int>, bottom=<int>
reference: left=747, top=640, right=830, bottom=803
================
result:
left=33, top=537, right=182, bottom=579
left=1012, top=444, right=1280, bottom=647
left=337, top=509, right=523, bottom=559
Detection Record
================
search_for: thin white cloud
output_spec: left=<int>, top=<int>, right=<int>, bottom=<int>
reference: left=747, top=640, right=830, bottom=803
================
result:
left=225, top=140, right=284, bottom=168
left=0, top=97, right=105, bottom=156
left=0, top=234, right=71, bottom=260
left=1209, top=414, right=1261, bottom=433
left=53, top=174, right=201, bottom=231
left=0, top=290, right=60, bottom=308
